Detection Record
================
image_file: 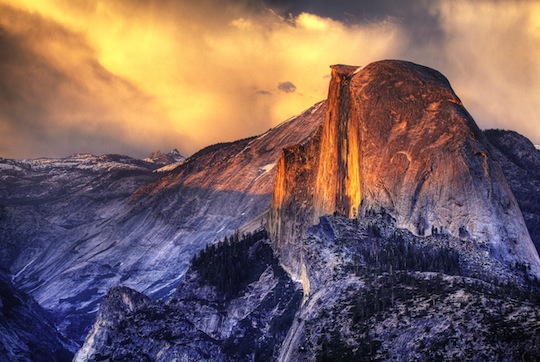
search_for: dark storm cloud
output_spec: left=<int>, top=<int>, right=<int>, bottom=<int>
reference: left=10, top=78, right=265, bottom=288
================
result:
left=261, top=0, right=435, bottom=21
left=277, top=81, right=297, bottom=93
left=261, top=0, right=446, bottom=63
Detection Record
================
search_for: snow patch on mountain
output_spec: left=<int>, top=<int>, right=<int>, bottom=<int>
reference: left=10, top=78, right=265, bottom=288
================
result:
left=260, top=163, right=276, bottom=173
left=154, top=160, right=185, bottom=173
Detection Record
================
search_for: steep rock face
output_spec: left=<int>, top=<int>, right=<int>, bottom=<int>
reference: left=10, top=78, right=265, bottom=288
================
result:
left=269, top=60, right=540, bottom=281
left=484, top=129, right=540, bottom=253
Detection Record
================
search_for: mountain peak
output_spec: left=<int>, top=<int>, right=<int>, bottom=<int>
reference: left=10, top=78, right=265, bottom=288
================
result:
left=329, top=64, right=360, bottom=77
left=269, top=59, right=540, bottom=281
left=144, top=149, right=186, bottom=166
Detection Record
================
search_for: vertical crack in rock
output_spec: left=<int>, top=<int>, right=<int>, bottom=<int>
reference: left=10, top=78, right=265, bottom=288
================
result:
left=315, top=65, right=362, bottom=219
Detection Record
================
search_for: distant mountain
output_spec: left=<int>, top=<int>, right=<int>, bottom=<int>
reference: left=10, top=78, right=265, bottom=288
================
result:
left=72, top=60, right=540, bottom=360
left=144, top=149, right=187, bottom=172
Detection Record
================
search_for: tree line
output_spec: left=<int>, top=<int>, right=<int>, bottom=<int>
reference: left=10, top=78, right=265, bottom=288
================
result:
left=190, top=229, right=270, bottom=297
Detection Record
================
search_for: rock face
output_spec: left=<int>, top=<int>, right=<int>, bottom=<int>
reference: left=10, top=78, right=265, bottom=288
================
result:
left=484, top=129, right=540, bottom=253
left=73, top=286, right=155, bottom=361
left=276, top=215, right=540, bottom=361
left=269, top=60, right=540, bottom=281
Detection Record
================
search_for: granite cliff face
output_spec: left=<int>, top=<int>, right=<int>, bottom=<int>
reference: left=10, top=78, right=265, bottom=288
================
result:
left=269, top=60, right=540, bottom=281
left=484, top=129, right=540, bottom=253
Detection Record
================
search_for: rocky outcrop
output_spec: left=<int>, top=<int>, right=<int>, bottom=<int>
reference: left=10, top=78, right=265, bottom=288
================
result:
left=276, top=215, right=540, bottom=361
left=269, top=60, right=540, bottom=281
left=73, top=286, right=153, bottom=361
left=74, top=233, right=302, bottom=361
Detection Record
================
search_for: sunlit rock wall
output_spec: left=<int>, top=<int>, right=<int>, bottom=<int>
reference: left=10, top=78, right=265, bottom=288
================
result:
left=269, top=60, right=540, bottom=280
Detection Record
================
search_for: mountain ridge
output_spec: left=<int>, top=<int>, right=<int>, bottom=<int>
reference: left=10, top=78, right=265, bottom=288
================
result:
left=0, top=100, right=325, bottom=345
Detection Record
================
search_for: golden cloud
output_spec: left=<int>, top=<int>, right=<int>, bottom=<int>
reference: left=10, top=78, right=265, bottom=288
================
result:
left=0, top=0, right=402, bottom=157
left=1, top=0, right=539, bottom=158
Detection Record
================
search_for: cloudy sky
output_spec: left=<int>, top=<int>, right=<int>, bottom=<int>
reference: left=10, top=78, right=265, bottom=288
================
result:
left=1, top=0, right=539, bottom=159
